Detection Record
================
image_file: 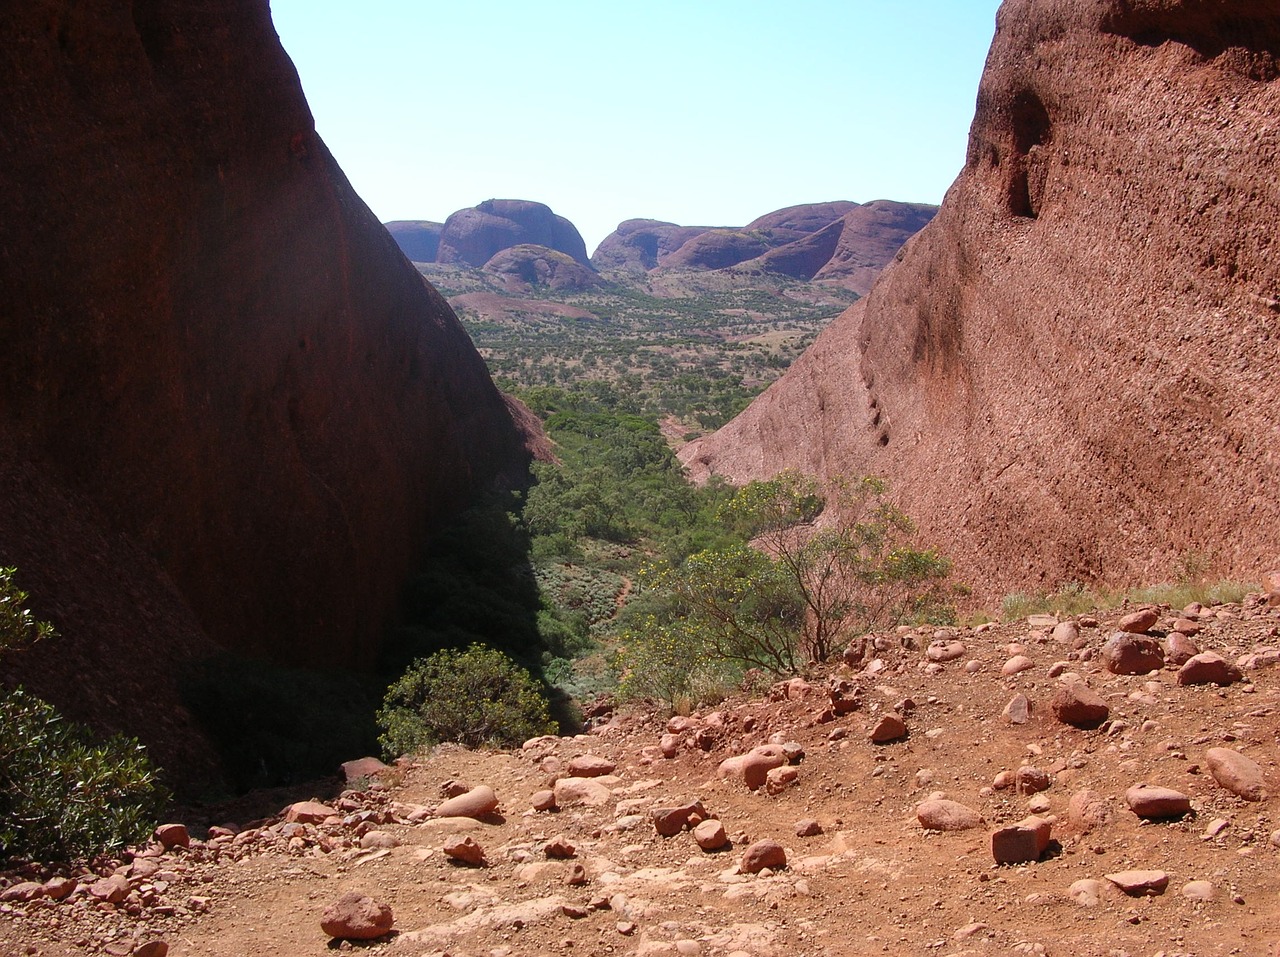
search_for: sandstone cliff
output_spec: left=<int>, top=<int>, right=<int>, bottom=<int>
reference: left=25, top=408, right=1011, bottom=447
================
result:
left=0, top=0, right=537, bottom=787
left=683, top=0, right=1280, bottom=601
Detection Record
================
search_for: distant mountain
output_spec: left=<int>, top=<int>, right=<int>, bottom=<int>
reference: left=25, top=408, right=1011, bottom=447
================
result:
left=386, top=199, right=936, bottom=297
left=591, top=200, right=938, bottom=295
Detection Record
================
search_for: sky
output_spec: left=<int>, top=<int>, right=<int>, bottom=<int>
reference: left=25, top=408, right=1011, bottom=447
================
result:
left=269, top=1, right=1005, bottom=255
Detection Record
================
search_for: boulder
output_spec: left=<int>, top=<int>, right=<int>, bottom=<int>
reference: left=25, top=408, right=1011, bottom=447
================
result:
left=991, top=815, right=1052, bottom=864
left=566, top=754, right=616, bottom=778
left=916, top=799, right=984, bottom=832
left=1205, top=748, right=1266, bottom=801
left=284, top=801, right=337, bottom=825
left=1177, top=652, right=1243, bottom=686
left=320, top=892, right=395, bottom=940
left=435, top=785, right=499, bottom=820
left=1117, top=608, right=1159, bottom=634
left=1105, top=870, right=1169, bottom=896
left=740, top=839, right=787, bottom=874
left=553, top=777, right=613, bottom=808
left=869, top=714, right=907, bottom=743
left=1126, top=785, right=1191, bottom=819
left=693, top=819, right=729, bottom=851
left=651, top=800, right=708, bottom=837
left=717, top=745, right=789, bottom=790
left=1101, top=633, right=1165, bottom=675
left=1050, top=682, right=1109, bottom=729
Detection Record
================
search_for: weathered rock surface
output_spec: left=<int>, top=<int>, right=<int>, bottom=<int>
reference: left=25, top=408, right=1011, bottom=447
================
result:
left=437, top=199, right=591, bottom=268
left=991, top=815, right=1052, bottom=864
left=1126, top=784, right=1192, bottom=818
left=917, top=799, right=984, bottom=832
left=1177, top=651, right=1243, bottom=686
left=0, top=0, right=538, bottom=794
left=320, top=892, right=395, bottom=940
left=1102, top=634, right=1165, bottom=675
left=681, top=0, right=1280, bottom=601
left=1205, top=747, right=1266, bottom=801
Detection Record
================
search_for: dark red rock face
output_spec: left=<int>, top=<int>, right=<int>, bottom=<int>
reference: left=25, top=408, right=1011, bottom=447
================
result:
left=436, top=199, right=592, bottom=268
left=484, top=245, right=604, bottom=293
left=590, top=219, right=711, bottom=272
left=683, top=0, right=1280, bottom=602
left=0, top=0, right=536, bottom=777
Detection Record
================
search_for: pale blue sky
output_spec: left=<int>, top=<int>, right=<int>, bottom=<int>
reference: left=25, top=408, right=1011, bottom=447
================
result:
left=269, top=1, right=1004, bottom=253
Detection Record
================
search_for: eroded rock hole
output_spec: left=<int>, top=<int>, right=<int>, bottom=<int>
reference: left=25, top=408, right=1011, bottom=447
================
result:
left=1006, top=91, right=1051, bottom=218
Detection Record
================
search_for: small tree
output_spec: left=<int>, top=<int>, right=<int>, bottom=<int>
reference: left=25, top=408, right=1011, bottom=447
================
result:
left=645, top=472, right=951, bottom=681
left=377, top=645, right=556, bottom=756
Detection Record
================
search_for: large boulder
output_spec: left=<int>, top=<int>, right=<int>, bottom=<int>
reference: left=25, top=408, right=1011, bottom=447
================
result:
left=437, top=199, right=592, bottom=268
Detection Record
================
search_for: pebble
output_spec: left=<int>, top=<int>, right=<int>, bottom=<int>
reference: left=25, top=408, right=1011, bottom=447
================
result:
left=926, top=640, right=967, bottom=662
left=1068, top=878, right=1107, bottom=907
left=530, top=789, right=557, bottom=811
left=544, top=835, right=576, bottom=859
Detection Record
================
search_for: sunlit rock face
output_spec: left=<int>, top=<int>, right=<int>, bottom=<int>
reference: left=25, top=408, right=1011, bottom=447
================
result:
left=683, top=0, right=1280, bottom=602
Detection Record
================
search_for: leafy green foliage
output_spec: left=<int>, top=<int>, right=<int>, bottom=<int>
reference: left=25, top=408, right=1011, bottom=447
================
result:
left=0, top=567, right=55, bottom=651
left=377, top=646, right=555, bottom=756
left=619, top=472, right=954, bottom=707
left=0, top=570, right=165, bottom=861
left=0, top=689, right=167, bottom=861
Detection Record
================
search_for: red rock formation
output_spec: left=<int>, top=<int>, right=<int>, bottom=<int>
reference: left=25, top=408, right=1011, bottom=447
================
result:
left=590, top=219, right=711, bottom=272
left=0, top=0, right=537, bottom=784
left=483, top=245, right=605, bottom=293
left=385, top=220, right=445, bottom=262
left=683, top=0, right=1280, bottom=602
left=812, top=201, right=940, bottom=292
left=437, top=199, right=592, bottom=268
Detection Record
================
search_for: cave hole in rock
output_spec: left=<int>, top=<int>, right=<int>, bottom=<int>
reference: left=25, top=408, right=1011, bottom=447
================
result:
left=1006, top=90, right=1051, bottom=219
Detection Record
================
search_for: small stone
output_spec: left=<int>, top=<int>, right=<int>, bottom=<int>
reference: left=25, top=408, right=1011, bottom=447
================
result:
left=916, top=799, right=984, bottom=831
left=1003, top=694, right=1032, bottom=724
left=827, top=677, right=862, bottom=714
left=795, top=818, right=824, bottom=837
left=991, top=816, right=1052, bottom=864
left=1016, top=766, right=1051, bottom=795
left=992, top=770, right=1016, bottom=791
left=1051, top=621, right=1080, bottom=644
left=562, top=903, right=589, bottom=919
left=42, top=877, right=76, bottom=901
left=651, top=799, right=708, bottom=837
left=717, top=745, right=788, bottom=790
left=359, top=830, right=399, bottom=849
left=544, top=835, right=576, bottom=859
left=1181, top=880, right=1215, bottom=901
left=339, top=756, right=390, bottom=784
left=659, top=733, right=681, bottom=758
left=88, top=874, right=130, bottom=904
left=1050, top=681, right=1109, bottom=729
left=740, top=839, right=787, bottom=874
left=442, top=836, right=487, bottom=866
left=617, top=921, right=637, bottom=936
left=1068, top=878, right=1107, bottom=907
left=1002, top=655, right=1034, bottom=676
left=553, top=777, right=612, bottom=807
left=320, top=892, right=395, bottom=940
left=283, top=800, right=337, bottom=824
left=154, top=823, right=190, bottom=849
left=870, top=713, right=907, bottom=743
left=1102, top=633, right=1164, bottom=674
left=565, top=862, right=588, bottom=886
left=1126, top=784, right=1191, bottom=818
left=765, top=765, right=799, bottom=794
left=1118, top=608, right=1160, bottom=634
left=1177, top=652, right=1243, bottom=686
left=567, top=754, right=616, bottom=777
left=1105, top=869, right=1169, bottom=896
left=1164, top=632, right=1201, bottom=665
left=1205, top=747, right=1266, bottom=800
left=926, top=640, right=967, bottom=662
left=530, top=789, right=557, bottom=811
left=1066, top=789, right=1110, bottom=833
left=435, top=785, right=499, bottom=819
left=693, top=819, right=729, bottom=851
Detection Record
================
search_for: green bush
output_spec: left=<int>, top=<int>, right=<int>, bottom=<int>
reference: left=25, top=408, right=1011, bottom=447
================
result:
left=377, top=646, right=556, bottom=756
left=0, top=689, right=166, bottom=861
left=0, top=568, right=167, bottom=862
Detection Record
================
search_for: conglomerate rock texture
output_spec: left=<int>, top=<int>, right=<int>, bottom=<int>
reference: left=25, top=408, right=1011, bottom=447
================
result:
left=0, top=0, right=537, bottom=787
left=682, top=0, right=1280, bottom=601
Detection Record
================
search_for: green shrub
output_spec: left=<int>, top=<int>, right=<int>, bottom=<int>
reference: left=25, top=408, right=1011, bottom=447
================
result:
left=377, top=646, right=555, bottom=756
left=0, top=567, right=167, bottom=861
left=0, top=689, right=166, bottom=862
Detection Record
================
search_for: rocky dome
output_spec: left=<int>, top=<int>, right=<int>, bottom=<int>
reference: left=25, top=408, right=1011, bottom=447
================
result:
left=385, top=220, right=445, bottom=262
left=0, top=0, right=538, bottom=789
left=589, top=219, right=711, bottom=272
left=812, top=201, right=941, bottom=292
left=484, top=244, right=605, bottom=293
left=436, top=199, right=592, bottom=268
left=657, top=229, right=774, bottom=271
left=682, top=0, right=1280, bottom=602
left=743, top=201, right=860, bottom=240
